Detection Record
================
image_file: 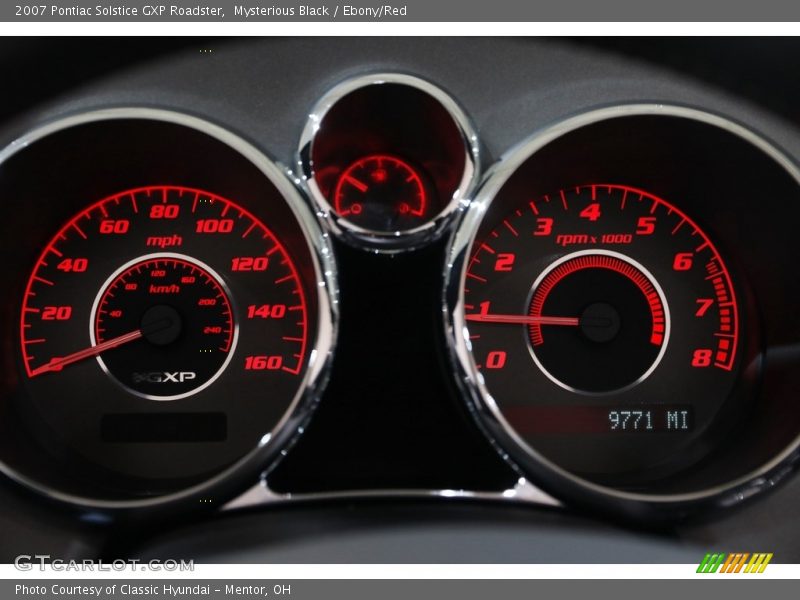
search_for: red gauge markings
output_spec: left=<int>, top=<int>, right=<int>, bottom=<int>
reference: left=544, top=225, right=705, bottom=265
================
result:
left=333, top=154, right=431, bottom=231
left=20, top=186, right=310, bottom=399
left=465, top=184, right=738, bottom=374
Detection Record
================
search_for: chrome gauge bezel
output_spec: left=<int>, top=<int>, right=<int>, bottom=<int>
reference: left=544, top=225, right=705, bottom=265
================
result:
left=0, top=107, right=339, bottom=515
left=297, top=72, right=481, bottom=253
left=443, top=103, right=800, bottom=519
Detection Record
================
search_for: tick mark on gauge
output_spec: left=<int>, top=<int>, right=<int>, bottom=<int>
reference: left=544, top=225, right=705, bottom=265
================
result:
left=72, top=223, right=87, bottom=239
left=242, top=223, right=257, bottom=239
left=671, top=218, right=686, bottom=235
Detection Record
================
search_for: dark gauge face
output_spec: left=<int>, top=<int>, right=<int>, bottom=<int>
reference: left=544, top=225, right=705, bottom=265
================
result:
left=91, top=255, right=236, bottom=399
left=333, top=154, right=431, bottom=231
left=19, top=185, right=311, bottom=483
left=524, top=251, right=668, bottom=394
left=464, top=184, right=742, bottom=482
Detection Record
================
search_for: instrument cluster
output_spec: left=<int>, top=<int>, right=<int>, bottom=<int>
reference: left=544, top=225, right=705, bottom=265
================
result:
left=2, top=55, right=800, bottom=523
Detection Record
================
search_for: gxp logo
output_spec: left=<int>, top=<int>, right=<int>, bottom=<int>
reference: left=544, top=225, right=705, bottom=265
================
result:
left=132, top=372, right=197, bottom=384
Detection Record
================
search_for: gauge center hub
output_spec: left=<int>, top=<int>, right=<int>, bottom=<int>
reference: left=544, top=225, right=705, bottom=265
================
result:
left=526, top=250, right=670, bottom=395
left=579, top=302, right=621, bottom=343
left=140, top=304, right=183, bottom=346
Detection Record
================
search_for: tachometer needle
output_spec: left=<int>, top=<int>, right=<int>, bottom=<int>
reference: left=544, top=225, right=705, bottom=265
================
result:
left=465, top=313, right=580, bottom=326
left=30, top=329, right=143, bottom=377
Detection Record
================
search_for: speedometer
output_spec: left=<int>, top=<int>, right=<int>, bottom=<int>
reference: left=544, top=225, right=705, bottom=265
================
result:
left=0, top=109, right=337, bottom=510
left=21, top=186, right=308, bottom=400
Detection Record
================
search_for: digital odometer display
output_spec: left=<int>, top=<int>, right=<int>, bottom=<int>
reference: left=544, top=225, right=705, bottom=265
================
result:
left=503, top=405, right=694, bottom=434
left=463, top=184, right=742, bottom=480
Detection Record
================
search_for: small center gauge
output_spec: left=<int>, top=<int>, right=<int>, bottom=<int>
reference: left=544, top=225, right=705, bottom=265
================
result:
left=299, top=73, right=479, bottom=251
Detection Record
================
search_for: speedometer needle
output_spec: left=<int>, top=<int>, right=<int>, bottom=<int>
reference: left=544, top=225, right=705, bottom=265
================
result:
left=30, top=329, right=143, bottom=377
left=465, top=313, right=580, bottom=326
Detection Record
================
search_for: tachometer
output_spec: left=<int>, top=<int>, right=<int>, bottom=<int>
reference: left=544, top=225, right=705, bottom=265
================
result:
left=461, top=183, right=741, bottom=480
left=441, top=105, right=800, bottom=520
left=467, top=185, right=737, bottom=383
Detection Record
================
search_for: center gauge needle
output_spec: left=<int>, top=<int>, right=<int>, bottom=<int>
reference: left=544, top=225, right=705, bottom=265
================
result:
left=465, top=313, right=580, bottom=326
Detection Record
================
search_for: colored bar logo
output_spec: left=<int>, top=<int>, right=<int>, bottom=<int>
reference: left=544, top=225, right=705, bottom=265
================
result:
left=697, top=553, right=773, bottom=573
